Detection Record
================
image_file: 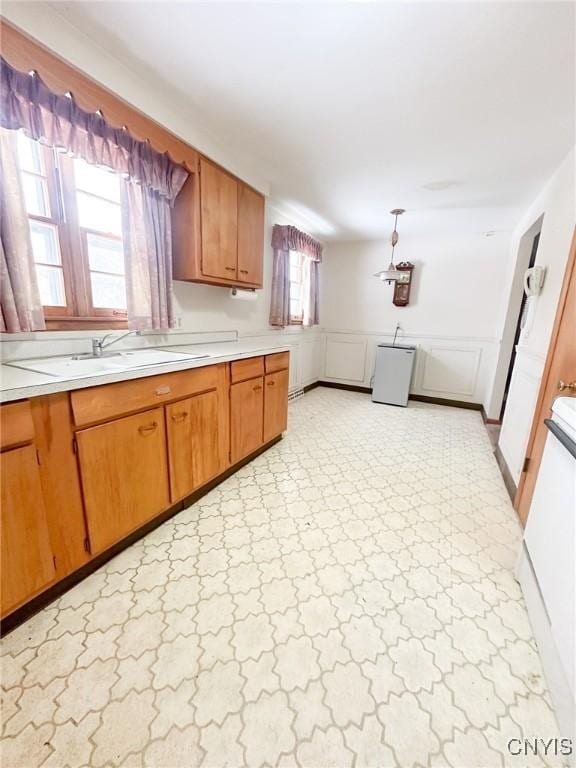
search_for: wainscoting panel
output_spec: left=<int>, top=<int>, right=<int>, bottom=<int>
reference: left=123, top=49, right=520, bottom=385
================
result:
left=498, top=347, right=545, bottom=483
left=324, top=337, right=367, bottom=383
left=300, top=335, right=324, bottom=387
left=420, top=347, right=481, bottom=397
left=322, top=330, right=497, bottom=405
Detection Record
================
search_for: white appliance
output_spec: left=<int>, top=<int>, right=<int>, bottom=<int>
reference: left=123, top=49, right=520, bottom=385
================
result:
left=372, top=343, right=416, bottom=407
left=517, top=396, right=576, bottom=746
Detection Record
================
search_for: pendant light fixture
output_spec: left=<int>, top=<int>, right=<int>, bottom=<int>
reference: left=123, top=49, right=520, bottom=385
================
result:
left=374, top=208, right=406, bottom=283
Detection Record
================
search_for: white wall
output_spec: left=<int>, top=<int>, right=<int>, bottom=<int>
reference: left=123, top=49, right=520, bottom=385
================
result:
left=498, top=148, right=575, bottom=484
left=319, top=232, right=511, bottom=404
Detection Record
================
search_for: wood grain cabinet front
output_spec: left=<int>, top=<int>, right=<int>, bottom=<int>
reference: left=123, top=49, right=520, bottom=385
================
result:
left=166, top=390, right=221, bottom=502
left=76, top=407, right=170, bottom=555
left=200, top=158, right=239, bottom=281
left=230, top=377, right=265, bottom=463
left=1, top=444, right=56, bottom=615
left=237, top=183, right=264, bottom=285
left=264, top=369, right=289, bottom=443
left=172, top=158, right=264, bottom=289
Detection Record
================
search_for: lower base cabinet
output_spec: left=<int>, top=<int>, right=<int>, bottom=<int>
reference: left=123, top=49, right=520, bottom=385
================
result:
left=166, top=389, right=221, bottom=502
left=230, top=376, right=264, bottom=463
left=1, top=445, right=56, bottom=614
left=76, top=407, right=170, bottom=555
left=1, top=354, right=288, bottom=621
left=230, top=354, right=290, bottom=462
left=264, top=369, right=289, bottom=443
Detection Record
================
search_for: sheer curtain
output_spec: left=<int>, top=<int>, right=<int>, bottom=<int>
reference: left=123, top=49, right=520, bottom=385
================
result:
left=0, top=57, right=188, bottom=330
left=269, top=224, right=322, bottom=328
left=121, top=182, right=175, bottom=331
left=0, top=127, right=45, bottom=332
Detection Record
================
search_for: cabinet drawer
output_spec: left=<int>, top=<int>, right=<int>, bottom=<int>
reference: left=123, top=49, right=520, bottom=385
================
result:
left=71, top=365, right=220, bottom=427
left=265, top=352, right=289, bottom=374
left=1, top=401, right=34, bottom=450
left=230, top=356, right=264, bottom=384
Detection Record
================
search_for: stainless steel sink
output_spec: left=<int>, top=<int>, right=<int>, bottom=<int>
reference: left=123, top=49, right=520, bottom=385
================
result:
left=7, top=348, right=211, bottom=379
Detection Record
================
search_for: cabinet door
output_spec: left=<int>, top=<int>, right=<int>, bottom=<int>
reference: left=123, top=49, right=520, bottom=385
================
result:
left=76, top=408, right=170, bottom=555
left=200, top=158, right=238, bottom=281
left=1, top=445, right=55, bottom=615
left=230, top=377, right=264, bottom=463
left=264, top=369, right=289, bottom=443
left=166, top=390, right=221, bottom=502
left=237, top=183, right=264, bottom=286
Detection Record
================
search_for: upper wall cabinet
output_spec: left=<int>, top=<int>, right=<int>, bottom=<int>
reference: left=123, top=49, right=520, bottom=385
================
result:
left=237, top=183, right=264, bottom=286
left=200, top=159, right=239, bottom=281
left=172, top=158, right=265, bottom=288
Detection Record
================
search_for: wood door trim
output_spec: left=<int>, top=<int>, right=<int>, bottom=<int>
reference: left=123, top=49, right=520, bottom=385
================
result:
left=514, top=227, right=576, bottom=519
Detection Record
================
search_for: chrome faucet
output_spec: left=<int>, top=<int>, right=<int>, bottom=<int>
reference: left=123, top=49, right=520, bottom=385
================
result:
left=91, top=330, right=138, bottom=357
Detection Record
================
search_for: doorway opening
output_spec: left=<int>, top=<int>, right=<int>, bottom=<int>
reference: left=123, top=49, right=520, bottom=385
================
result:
left=499, top=231, right=541, bottom=421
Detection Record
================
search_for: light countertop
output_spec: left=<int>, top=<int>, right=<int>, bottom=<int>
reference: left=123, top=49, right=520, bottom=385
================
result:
left=0, top=340, right=291, bottom=404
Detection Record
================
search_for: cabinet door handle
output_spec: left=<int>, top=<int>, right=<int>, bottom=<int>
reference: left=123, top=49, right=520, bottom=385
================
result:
left=239, top=269, right=249, bottom=274
left=253, top=384, right=262, bottom=391
left=138, top=422, right=158, bottom=434
left=171, top=411, right=188, bottom=422
left=155, top=386, right=171, bottom=396
left=225, top=266, right=236, bottom=272
left=267, top=380, right=275, bottom=387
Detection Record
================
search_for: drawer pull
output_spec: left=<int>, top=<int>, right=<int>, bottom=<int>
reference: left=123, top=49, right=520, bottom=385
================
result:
left=155, top=386, right=171, bottom=396
left=138, top=422, right=158, bottom=434
left=171, top=411, right=188, bottom=422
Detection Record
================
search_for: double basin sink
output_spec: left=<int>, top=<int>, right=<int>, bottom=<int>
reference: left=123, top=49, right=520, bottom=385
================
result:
left=7, top=348, right=211, bottom=379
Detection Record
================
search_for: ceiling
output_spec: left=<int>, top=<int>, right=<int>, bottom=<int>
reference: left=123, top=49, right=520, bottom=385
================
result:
left=30, top=3, right=576, bottom=238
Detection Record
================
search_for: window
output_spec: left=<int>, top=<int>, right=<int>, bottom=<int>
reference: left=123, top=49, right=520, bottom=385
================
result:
left=15, top=133, right=127, bottom=328
left=289, top=250, right=305, bottom=323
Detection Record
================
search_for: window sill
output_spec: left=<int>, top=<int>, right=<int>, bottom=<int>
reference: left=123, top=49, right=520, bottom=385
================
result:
left=44, top=316, right=128, bottom=331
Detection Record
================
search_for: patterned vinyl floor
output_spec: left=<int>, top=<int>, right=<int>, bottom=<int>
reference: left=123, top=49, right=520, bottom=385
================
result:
left=0, top=388, right=563, bottom=768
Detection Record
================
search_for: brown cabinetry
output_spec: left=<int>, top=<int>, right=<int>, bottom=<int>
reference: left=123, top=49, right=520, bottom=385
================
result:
left=200, top=159, right=239, bottom=281
left=230, top=353, right=290, bottom=462
left=173, top=158, right=265, bottom=288
left=0, top=356, right=286, bottom=623
left=1, top=444, right=56, bottom=615
left=264, top=369, right=289, bottom=443
left=238, top=183, right=264, bottom=285
left=76, top=408, right=170, bottom=555
left=166, top=390, right=221, bottom=502
left=230, top=376, right=265, bottom=463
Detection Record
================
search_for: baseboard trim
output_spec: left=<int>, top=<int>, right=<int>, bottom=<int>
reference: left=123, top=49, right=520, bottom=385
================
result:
left=408, top=394, right=482, bottom=411
left=303, top=381, right=320, bottom=393
left=494, top=444, right=517, bottom=502
left=316, top=380, right=372, bottom=394
left=309, top=382, right=485, bottom=411
left=481, top=406, right=502, bottom=425
left=0, top=435, right=282, bottom=635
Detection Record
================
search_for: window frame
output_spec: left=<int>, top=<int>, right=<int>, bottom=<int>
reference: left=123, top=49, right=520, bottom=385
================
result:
left=16, top=137, right=129, bottom=330
left=288, top=250, right=305, bottom=325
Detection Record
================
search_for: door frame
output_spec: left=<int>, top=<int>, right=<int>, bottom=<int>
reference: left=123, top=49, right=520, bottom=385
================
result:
left=514, top=227, right=576, bottom=522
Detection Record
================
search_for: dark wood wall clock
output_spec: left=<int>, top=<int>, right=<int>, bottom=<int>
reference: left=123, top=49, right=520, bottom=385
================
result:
left=393, top=262, right=414, bottom=306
